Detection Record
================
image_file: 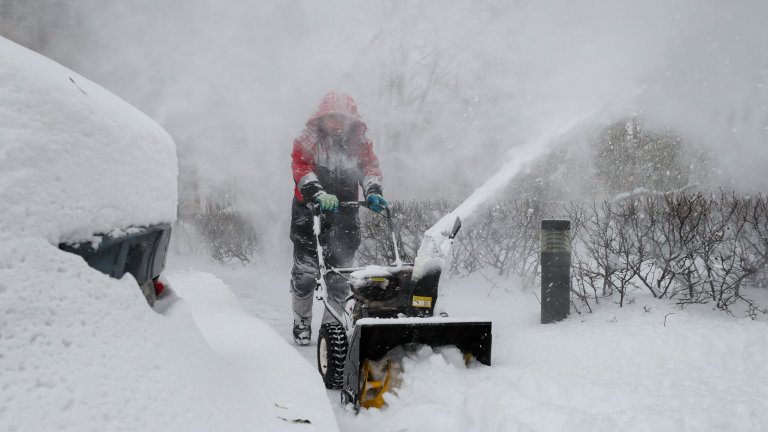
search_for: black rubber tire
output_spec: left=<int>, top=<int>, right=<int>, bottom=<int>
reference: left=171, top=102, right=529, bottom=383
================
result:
left=340, top=390, right=359, bottom=412
left=317, top=322, right=348, bottom=389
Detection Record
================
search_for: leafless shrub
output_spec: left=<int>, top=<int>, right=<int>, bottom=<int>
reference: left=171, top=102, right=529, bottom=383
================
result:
left=452, top=200, right=543, bottom=285
left=742, top=195, right=768, bottom=289
left=193, top=207, right=259, bottom=265
left=359, top=194, right=768, bottom=317
left=357, top=200, right=452, bottom=265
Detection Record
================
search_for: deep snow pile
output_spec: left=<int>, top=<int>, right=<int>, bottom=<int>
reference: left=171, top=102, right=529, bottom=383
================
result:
left=0, top=239, right=229, bottom=431
left=0, top=36, right=177, bottom=244
left=0, top=241, right=339, bottom=431
left=0, top=37, right=338, bottom=431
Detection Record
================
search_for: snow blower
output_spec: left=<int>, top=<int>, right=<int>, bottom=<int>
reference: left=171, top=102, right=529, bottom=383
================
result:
left=311, top=202, right=492, bottom=411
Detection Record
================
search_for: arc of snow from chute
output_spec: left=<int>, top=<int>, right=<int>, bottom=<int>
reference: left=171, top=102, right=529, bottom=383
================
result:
left=411, top=107, right=603, bottom=282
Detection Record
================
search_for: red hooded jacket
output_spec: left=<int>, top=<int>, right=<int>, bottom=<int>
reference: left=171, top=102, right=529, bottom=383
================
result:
left=291, top=92, right=383, bottom=202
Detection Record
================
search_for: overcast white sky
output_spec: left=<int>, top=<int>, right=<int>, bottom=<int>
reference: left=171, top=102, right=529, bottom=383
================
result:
left=23, top=0, right=768, bottom=253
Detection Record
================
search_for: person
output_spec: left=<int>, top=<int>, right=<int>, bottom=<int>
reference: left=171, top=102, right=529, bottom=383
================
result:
left=289, top=91, right=388, bottom=345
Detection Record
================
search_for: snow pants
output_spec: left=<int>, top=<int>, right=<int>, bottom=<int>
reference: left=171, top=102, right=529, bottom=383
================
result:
left=289, top=198, right=360, bottom=322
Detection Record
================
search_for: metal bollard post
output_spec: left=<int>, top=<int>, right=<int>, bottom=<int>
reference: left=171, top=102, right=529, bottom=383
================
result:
left=541, top=220, right=571, bottom=324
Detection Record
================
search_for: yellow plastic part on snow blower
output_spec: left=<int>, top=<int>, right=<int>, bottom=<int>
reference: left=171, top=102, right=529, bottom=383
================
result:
left=359, top=359, right=396, bottom=409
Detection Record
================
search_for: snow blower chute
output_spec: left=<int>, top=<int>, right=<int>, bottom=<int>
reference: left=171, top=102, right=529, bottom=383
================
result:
left=311, top=202, right=492, bottom=411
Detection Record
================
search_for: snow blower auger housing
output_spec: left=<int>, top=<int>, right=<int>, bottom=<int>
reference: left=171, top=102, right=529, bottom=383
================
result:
left=311, top=202, right=492, bottom=411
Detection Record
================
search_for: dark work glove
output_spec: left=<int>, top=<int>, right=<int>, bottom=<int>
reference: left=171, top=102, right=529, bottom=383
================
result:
left=366, top=194, right=388, bottom=213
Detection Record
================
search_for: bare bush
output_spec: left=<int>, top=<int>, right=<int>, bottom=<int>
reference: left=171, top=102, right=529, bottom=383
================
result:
left=192, top=207, right=259, bottom=265
left=357, top=200, right=452, bottom=265
left=451, top=200, right=542, bottom=284
left=360, top=194, right=768, bottom=317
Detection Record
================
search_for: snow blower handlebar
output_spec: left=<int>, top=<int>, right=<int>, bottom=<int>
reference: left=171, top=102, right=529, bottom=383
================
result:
left=307, top=201, right=403, bottom=267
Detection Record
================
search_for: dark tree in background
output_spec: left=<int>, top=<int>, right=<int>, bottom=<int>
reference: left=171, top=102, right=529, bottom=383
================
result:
left=504, top=145, right=597, bottom=202
left=501, top=118, right=706, bottom=203
left=0, top=0, right=79, bottom=53
left=593, top=118, right=695, bottom=197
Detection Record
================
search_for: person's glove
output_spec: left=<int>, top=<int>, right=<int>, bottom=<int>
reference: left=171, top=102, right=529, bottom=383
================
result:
left=315, top=192, right=339, bottom=212
left=366, top=194, right=388, bottom=213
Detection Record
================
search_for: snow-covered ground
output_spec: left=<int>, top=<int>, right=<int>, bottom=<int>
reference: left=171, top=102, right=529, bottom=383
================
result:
left=164, top=271, right=339, bottom=431
left=167, top=255, right=768, bottom=432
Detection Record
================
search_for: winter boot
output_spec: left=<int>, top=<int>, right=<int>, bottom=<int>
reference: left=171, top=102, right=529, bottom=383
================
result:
left=291, top=289, right=313, bottom=345
left=292, top=318, right=311, bottom=346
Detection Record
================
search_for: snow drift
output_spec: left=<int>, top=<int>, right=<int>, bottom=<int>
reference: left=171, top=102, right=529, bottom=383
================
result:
left=0, top=36, right=177, bottom=244
left=0, top=36, right=220, bottom=431
left=0, top=238, right=229, bottom=431
left=0, top=36, right=338, bottom=431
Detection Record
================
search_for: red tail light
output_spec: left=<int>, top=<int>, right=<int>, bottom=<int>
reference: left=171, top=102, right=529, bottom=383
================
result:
left=154, top=280, right=165, bottom=297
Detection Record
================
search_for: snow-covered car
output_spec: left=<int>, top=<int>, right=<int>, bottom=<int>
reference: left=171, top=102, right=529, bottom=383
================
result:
left=0, top=38, right=344, bottom=432
left=0, top=36, right=178, bottom=307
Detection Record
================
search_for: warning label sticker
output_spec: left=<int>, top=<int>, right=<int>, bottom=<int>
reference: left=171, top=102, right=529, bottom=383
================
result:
left=412, top=296, right=433, bottom=308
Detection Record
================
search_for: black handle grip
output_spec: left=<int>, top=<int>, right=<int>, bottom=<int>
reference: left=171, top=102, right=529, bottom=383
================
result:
left=307, top=200, right=369, bottom=215
left=308, top=199, right=391, bottom=221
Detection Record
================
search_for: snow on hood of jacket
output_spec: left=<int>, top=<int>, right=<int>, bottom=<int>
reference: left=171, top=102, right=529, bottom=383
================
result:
left=305, top=91, right=368, bottom=134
